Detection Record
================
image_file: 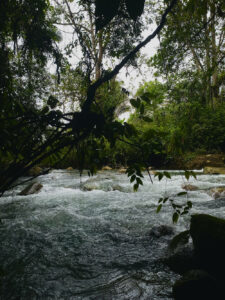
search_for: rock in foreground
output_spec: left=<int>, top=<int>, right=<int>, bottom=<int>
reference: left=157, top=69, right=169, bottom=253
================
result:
left=173, top=269, right=220, bottom=300
left=190, top=214, right=225, bottom=279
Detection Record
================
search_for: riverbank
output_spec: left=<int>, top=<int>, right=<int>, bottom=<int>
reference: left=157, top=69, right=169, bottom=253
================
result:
left=167, top=153, right=225, bottom=170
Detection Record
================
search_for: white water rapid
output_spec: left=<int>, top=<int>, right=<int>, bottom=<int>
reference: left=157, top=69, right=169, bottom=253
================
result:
left=0, top=170, right=225, bottom=299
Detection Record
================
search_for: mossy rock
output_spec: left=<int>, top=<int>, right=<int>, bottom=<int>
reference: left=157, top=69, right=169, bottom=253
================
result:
left=190, top=214, right=225, bottom=278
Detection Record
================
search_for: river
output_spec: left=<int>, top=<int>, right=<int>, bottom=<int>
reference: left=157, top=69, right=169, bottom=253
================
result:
left=0, top=169, right=225, bottom=299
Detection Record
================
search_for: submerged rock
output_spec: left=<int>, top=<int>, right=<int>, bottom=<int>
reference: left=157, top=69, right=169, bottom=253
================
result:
left=149, top=225, right=174, bottom=238
left=172, top=269, right=220, bottom=300
left=81, top=183, right=98, bottom=191
left=181, top=184, right=198, bottom=191
left=208, top=187, right=225, bottom=199
left=19, top=182, right=43, bottom=196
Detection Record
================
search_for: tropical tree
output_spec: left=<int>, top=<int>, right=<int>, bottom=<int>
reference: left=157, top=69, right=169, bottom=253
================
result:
left=150, top=0, right=225, bottom=107
left=0, top=0, right=178, bottom=195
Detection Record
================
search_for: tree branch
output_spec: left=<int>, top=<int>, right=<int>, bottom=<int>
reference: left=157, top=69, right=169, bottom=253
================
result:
left=81, top=0, right=178, bottom=114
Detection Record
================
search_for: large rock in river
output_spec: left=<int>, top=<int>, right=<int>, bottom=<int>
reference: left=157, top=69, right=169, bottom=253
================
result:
left=149, top=225, right=174, bottom=238
left=208, top=187, right=225, bottom=199
left=181, top=184, right=198, bottom=191
left=172, top=269, right=221, bottom=300
left=190, top=214, right=225, bottom=279
left=19, top=182, right=43, bottom=196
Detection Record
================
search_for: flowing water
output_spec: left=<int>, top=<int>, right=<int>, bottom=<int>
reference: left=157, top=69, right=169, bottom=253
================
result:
left=0, top=170, right=225, bottom=299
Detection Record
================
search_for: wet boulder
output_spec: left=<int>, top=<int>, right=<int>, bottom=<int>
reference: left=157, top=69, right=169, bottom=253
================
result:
left=112, top=184, right=124, bottom=192
left=19, top=182, right=43, bottom=196
left=208, top=187, right=225, bottom=199
left=190, top=214, right=225, bottom=278
left=172, top=269, right=221, bottom=300
left=118, top=168, right=127, bottom=173
left=102, top=166, right=113, bottom=171
left=81, top=183, right=98, bottom=191
left=66, top=167, right=74, bottom=171
left=149, top=225, right=174, bottom=238
left=181, top=184, right=198, bottom=191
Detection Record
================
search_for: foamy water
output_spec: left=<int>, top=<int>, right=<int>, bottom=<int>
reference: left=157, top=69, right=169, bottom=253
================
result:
left=0, top=170, right=224, bottom=299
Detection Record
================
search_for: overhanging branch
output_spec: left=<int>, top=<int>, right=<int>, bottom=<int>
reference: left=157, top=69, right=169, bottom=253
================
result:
left=81, top=0, right=178, bottom=113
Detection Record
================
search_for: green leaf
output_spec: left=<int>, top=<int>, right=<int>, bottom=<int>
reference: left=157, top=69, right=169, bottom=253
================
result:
left=184, top=171, right=190, bottom=180
left=158, top=198, right=163, bottom=203
left=156, top=204, right=162, bottom=213
left=175, top=204, right=182, bottom=208
left=181, top=210, right=189, bottom=215
left=155, top=172, right=163, bottom=181
left=163, top=171, right=171, bottom=179
left=177, top=191, right=188, bottom=196
left=130, top=98, right=138, bottom=108
left=136, top=177, right=143, bottom=185
left=163, top=197, right=169, bottom=203
left=133, top=183, right=139, bottom=191
left=142, top=116, right=153, bottom=122
left=187, top=201, right=192, bottom=208
left=47, top=95, right=58, bottom=109
left=136, top=97, right=141, bottom=107
left=140, top=103, right=145, bottom=115
left=173, top=212, right=179, bottom=224
left=140, top=92, right=151, bottom=103
left=130, top=174, right=136, bottom=183
left=190, top=171, right=197, bottom=179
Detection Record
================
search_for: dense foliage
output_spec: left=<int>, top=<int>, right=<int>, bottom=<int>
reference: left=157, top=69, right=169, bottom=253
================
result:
left=0, top=0, right=224, bottom=197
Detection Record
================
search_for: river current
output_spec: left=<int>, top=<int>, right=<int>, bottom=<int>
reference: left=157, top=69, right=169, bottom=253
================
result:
left=0, top=170, right=225, bottom=299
